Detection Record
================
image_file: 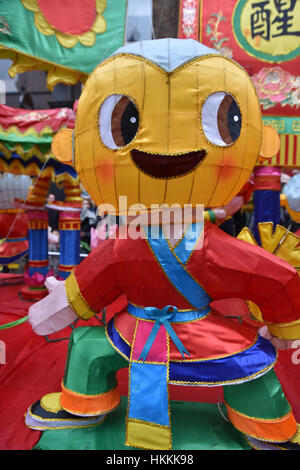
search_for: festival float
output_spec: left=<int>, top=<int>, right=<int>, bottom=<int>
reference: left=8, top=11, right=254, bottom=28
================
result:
left=0, top=102, right=83, bottom=299
left=22, top=38, right=300, bottom=451
left=0, top=0, right=299, bottom=452
left=0, top=173, right=31, bottom=268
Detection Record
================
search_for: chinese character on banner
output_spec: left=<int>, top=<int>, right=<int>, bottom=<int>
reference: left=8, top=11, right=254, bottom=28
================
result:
left=251, top=1, right=271, bottom=41
left=272, top=0, right=300, bottom=38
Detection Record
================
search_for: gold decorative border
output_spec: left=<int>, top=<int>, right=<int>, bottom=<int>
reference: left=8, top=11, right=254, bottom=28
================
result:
left=65, top=271, right=97, bottom=320
left=224, top=401, right=292, bottom=423
left=0, top=44, right=86, bottom=90
left=61, top=380, right=118, bottom=399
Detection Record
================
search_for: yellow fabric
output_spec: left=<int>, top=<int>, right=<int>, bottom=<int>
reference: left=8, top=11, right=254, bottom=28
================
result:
left=0, top=143, right=79, bottom=184
left=40, top=393, right=62, bottom=413
left=0, top=123, right=61, bottom=139
left=268, top=321, right=300, bottom=340
left=259, top=125, right=281, bottom=159
left=238, top=223, right=300, bottom=334
left=204, top=211, right=211, bottom=223
left=245, top=300, right=264, bottom=323
left=238, top=223, right=300, bottom=271
left=51, top=129, right=73, bottom=166
left=0, top=45, right=86, bottom=91
left=65, top=271, right=96, bottom=320
left=237, top=226, right=257, bottom=245
left=291, top=424, right=300, bottom=444
left=0, top=209, right=23, bottom=214
left=55, top=53, right=262, bottom=213
left=126, top=419, right=171, bottom=450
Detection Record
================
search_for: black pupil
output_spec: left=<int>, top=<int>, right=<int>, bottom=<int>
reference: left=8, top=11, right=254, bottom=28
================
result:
left=227, top=99, right=241, bottom=142
left=121, top=101, right=139, bottom=145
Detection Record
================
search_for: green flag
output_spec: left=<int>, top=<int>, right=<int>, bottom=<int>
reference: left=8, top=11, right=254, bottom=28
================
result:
left=0, top=0, right=128, bottom=89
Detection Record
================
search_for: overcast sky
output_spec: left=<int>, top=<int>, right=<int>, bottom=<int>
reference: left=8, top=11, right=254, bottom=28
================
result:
left=0, top=59, right=18, bottom=93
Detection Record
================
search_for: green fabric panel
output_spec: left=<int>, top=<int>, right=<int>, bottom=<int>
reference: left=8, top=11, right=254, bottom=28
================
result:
left=63, top=326, right=128, bottom=395
left=1, top=142, right=51, bottom=153
left=34, top=398, right=252, bottom=450
left=262, top=116, right=300, bottom=136
left=0, top=1, right=127, bottom=75
left=0, top=132, right=53, bottom=145
left=0, top=315, right=28, bottom=330
left=223, top=369, right=291, bottom=420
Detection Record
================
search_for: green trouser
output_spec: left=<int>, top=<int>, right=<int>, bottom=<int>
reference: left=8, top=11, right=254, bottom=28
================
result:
left=223, top=370, right=296, bottom=441
left=61, top=326, right=296, bottom=441
left=61, top=326, right=128, bottom=416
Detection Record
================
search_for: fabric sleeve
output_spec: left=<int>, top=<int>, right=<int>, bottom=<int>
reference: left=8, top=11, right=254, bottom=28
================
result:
left=65, top=237, right=122, bottom=320
left=201, top=223, right=300, bottom=339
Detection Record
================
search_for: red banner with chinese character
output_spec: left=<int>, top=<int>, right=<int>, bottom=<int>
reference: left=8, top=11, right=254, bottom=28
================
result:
left=178, top=0, right=300, bottom=118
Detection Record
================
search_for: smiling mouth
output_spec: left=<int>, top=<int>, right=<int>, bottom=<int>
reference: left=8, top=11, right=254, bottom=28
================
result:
left=130, top=149, right=207, bottom=179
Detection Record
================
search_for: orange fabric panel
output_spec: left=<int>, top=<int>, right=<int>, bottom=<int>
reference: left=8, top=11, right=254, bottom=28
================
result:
left=226, top=404, right=297, bottom=442
left=61, top=382, right=121, bottom=416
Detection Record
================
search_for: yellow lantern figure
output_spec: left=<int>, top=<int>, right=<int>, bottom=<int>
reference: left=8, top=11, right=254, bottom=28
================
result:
left=26, top=40, right=300, bottom=451
left=54, top=39, right=262, bottom=212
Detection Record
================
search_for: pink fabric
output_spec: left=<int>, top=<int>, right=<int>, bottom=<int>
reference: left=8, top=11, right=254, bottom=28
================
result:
left=90, top=224, right=118, bottom=250
left=213, top=195, right=244, bottom=221
left=0, top=103, right=75, bottom=133
left=90, top=226, right=105, bottom=250
left=28, top=276, right=77, bottom=335
left=131, top=320, right=168, bottom=363
left=254, top=166, right=281, bottom=177
left=48, top=227, right=59, bottom=245
left=259, top=326, right=295, bottom=351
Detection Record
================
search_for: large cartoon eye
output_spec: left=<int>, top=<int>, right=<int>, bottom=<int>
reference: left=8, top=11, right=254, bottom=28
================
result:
left=201, top=92, right=241, bottom=146
left=99, top=94, right=139, bottom=149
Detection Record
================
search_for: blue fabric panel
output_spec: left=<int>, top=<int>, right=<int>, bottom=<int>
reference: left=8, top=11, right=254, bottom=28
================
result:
left=127, top=303, right=210, bottom=322
left=107, top=320, right=276, bottom=384
left=106, top=319, right=130, bottom=359
left=144, top=226, right=211, bottom=309
left=128, top=362, right=169, bottom=426
left=174, top=222, right=204, bottom=265
left=28, top=229, right=48, bottom=260
left=169, top=336, right=277, bottom=384
left=59, top=230, right=81, bottom=267
left=254, top=190, right=280, bottom=244
left=0, top=249, right=28, bottom=265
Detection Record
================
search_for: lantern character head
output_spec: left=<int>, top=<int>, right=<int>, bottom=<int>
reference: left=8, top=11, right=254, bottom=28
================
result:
left=52, top=39, right=276, bottom=214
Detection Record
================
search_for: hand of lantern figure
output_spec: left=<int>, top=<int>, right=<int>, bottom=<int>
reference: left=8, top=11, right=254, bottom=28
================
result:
left=212, top=195, right=244, bottom=222
left=259, top=326, right=295, bottom=351
left=28, top=276, right=77, bottom=336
